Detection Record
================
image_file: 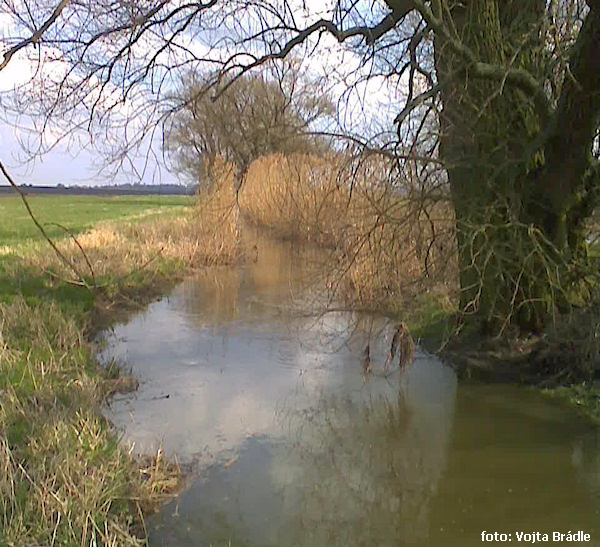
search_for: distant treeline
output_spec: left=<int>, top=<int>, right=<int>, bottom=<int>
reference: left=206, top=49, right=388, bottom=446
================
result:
left=0, top=184, right=198, bottom=196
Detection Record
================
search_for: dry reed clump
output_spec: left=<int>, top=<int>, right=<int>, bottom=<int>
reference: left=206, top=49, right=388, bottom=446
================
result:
left=240, top=153, right=352, bottom=244
left=0, top=297, right=181, bottom=545
left=238, top=153, right=458, bottom=313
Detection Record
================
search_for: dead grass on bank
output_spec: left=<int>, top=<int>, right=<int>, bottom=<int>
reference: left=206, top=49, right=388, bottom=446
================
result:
left=0, top=194, right=241, bottom=545
left=0, top=298, right=182, bottom=546
left=6, top=183, right=239, bottom=287
left=238, top=153, right=459, bottom=314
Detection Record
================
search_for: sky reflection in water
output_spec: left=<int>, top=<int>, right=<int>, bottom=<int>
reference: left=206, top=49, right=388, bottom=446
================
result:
left=99, top=236, right=600, bottom=546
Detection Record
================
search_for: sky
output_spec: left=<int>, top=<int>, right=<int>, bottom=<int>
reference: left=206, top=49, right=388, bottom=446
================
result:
left=0, top=119, right=179, bottom=186
left=0, top=56, right=180, bottom=186
left=0, top=0, right=403, bottom=187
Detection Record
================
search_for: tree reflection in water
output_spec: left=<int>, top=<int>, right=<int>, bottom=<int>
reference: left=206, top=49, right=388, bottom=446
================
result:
left=274, top=380, right=454, bottom=546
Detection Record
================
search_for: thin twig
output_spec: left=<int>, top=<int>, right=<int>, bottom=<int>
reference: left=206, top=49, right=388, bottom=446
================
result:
left=0, top=0, right=71, bottom=71
left=42, top=268, right=89, bottom=287
left=0, top=160, right=90, bottom=288
left=45, top=222, right=96, bottom=286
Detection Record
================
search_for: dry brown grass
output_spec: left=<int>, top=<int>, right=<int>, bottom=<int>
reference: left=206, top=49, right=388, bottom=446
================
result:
left=0, top=196, right=242, bottom=545
left=0, top=297, right=183, bottom=546
left=7, top=188, right=239, bottom=289
left=237, top=153, right=458, bottom=313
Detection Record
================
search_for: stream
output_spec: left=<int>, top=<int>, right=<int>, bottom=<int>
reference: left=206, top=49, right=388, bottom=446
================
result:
left=99, top=234, right=600, bottom=546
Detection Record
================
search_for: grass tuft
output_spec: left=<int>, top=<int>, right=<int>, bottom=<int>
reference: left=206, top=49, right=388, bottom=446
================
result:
left=0, top=194, right=227, bottom=545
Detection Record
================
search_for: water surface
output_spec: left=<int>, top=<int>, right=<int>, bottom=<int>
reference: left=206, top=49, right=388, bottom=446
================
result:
left=100, top=236, right=600, bottom=546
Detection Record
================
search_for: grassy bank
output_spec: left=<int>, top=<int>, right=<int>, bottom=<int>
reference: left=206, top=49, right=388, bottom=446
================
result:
left=0, top=191, right=240, bottom=545
left=0, top=195, right=192, bottom=247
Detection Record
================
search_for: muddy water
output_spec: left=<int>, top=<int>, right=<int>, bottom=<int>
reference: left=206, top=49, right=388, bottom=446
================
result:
left=100, top=236, right=600, bottom=546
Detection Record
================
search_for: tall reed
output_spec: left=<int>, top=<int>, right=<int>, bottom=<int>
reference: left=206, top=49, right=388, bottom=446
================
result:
left=236, top=153, right=458, bottom=313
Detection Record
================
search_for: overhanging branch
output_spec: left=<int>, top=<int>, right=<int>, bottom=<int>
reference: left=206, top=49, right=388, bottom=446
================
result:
left=218, top=6, right=412, bottom=96
left=0, top=0, right=71, bottom=72
left=469, top=62, right=552, bottom=125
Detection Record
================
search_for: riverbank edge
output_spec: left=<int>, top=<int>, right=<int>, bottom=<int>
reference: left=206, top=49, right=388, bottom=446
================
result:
left=414, top=319, right=600, bottom=425
left=0, top=212, right=241, bottom=545
left=445, top=350, right=600, bottom=425
left=239, top=218, right=600, bottom=425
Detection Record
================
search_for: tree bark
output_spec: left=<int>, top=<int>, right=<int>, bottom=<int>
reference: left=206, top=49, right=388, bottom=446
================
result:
left=539, top=11, right=600, bottom=252
left=434, top=0, right=600, bottom=332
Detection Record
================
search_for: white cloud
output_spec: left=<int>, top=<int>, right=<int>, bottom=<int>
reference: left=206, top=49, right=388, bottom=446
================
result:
left=0, top=55, right=36, bottom=91
left=0, top=0, right=405, bottom=185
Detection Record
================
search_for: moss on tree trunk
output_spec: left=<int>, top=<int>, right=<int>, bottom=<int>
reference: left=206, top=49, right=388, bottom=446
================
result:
left=433, top=1, right=600, bottom=333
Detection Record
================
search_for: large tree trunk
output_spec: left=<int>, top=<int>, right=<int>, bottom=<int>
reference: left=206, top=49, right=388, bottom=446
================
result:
left=434, top=1, right=600, bottom=333
left=539, top=11, right=600, bottom=252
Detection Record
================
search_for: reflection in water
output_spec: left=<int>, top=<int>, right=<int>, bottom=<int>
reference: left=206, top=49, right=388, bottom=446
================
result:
left=99, top=233, right=600, bottom=546
left=275, top=376, right=455, bottom=546
left=573, top=432, right=600, bottom=499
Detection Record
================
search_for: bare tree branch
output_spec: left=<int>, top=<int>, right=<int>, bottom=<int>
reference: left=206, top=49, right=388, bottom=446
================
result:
left=0, top=0, right=71, bottom=72
left=217, top=9, right=412, bottom=96
left=0, top=160, right=89, bottom=286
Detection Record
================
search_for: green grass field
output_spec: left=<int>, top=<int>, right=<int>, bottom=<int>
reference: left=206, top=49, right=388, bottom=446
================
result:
left=1, top=194, right=195, bottom=545
left=0, top=194, right=194, bottom=246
